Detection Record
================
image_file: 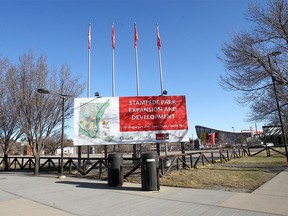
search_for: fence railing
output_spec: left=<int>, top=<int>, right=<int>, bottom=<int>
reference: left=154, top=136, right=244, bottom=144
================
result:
left=158, top=148, right=251, bottom=176
left=0, top=146, right=285, bottom=178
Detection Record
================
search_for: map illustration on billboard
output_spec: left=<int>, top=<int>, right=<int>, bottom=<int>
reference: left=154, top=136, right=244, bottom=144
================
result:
left=74, top=95, right=189, bottom=145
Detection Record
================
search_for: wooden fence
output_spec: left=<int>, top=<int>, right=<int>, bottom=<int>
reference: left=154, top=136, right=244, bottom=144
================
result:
left=0, top=146, right=285, bottom=178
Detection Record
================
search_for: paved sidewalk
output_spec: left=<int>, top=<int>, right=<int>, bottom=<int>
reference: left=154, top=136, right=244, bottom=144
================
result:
left=0, top=168, right=288, bottom=216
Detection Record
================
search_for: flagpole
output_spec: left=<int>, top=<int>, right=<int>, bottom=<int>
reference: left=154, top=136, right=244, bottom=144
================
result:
left=156, top=23, right=163, bottom=94
left=112, top=46, right=115, bottom=97
left=88, top=23, right=91, bottom=97
left=133, top=23, right=140, bottom=161
left=80, top=23, right=91, bottom=167
left=112, top=23, right=115, bottom=97
left=156, top=23, right=163, bottom=157
left=87, top=23, right=92, bottom=160
left=88, top=46, right=91, bottom=97
left=134, top=23, right=139, bottom=96
left=111, top=23, right=116, bottom=153
left=158, top=49, right=163, bottom=94
left=111, top=44, right=116, bottom=154
left=135, top=47, right=139, bottom=95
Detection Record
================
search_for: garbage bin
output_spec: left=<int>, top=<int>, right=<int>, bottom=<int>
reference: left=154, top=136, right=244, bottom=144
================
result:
left=107, top=153, right=123, bottom=186
left=163, top=157, right=172, bottom=168
left=141, top=152, right=160, bottom=191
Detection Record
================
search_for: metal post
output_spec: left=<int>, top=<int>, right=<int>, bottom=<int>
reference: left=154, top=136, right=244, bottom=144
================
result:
left=60, top=96, right=66, bottom=178
left=156, top=143, right=160, bottom=156
left=112, top=24, right=116, bottom=153
left=268, top=53, right=288, bottom=163
left=181, top=142, right=186, bottom=166
left=87, top=23, right=91, bottom=161
left=134, top=23, right=140, bottom=159
left=271, top=76, right=288, bottom=162
left=37, top=88, right=68, bottom=177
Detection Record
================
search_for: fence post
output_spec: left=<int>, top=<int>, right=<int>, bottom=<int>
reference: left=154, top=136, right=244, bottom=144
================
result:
left=220, top=153, right=222, bottom=163
left=69, top=159, right=72, bottom=174
left=48, top=159, right=51, bottom=173
left=181, top=142, right=186, bottom=167
left=29, top=158, right=32, bottom=169
left=201, top=154, right=204, bottom=166
left=211, top=152, right=214, bottom=164
left=160, top=158, right=164, bottom=175
left=190, top=154, right=193, bottom=167
left=99, top=160, right=103, bottom=179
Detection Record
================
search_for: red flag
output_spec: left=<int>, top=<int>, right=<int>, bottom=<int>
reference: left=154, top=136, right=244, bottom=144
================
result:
left=134, top=23, right=138, bottom=48
left=156, top=24, right=161, bottom=50
left=88, top=23, right=91, bottom=51
left=112, top=24, right=116, bottom=49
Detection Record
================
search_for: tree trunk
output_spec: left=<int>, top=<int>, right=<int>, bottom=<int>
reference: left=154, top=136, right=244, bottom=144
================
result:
left=34, top=153, right=40, bottom=175
left=4, top=153, right=9, bottom=171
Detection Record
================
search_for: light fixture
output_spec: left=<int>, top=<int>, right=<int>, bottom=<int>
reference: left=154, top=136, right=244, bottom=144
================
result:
left=162, top=90, right=167, bottom=96
left=37, top=88, right=69, bottom=178
left=95, top=92, right=100, bottom=97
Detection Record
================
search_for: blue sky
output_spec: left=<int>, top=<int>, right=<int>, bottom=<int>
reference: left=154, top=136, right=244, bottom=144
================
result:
left=1, top=0, right=266, bottom=139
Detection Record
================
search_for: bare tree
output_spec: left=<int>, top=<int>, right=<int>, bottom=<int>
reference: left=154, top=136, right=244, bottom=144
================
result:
left=219, top=0, right=288, bottom=125
left=13, top=51, right=85, bottom=175
left=0, top=56, right=23, bottom=170
left=44, top=132, right=70, bottom=155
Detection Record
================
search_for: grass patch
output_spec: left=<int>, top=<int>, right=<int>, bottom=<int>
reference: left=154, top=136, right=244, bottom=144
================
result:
left=160, top=165, right=273, bottom=192
left=160, top=151, right=287, bottom=192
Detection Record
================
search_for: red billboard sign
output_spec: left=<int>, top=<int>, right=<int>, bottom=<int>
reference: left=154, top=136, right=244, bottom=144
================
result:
left=119, top=95, right=188, bottom=132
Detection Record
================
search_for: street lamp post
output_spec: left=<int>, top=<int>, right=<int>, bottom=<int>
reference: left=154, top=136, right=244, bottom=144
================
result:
left=60, top=95, right=65, bottom=178
left=37, top=88, right=69, bottom=178
left=267, top=52, right=288, bottom=163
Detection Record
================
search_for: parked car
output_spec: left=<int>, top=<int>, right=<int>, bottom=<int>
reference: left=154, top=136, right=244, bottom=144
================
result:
left=261, top=142, right=274, bottom=147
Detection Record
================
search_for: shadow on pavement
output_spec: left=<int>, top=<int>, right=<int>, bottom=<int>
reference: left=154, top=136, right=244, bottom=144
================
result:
left=55, top=180, right=142, bottom=191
